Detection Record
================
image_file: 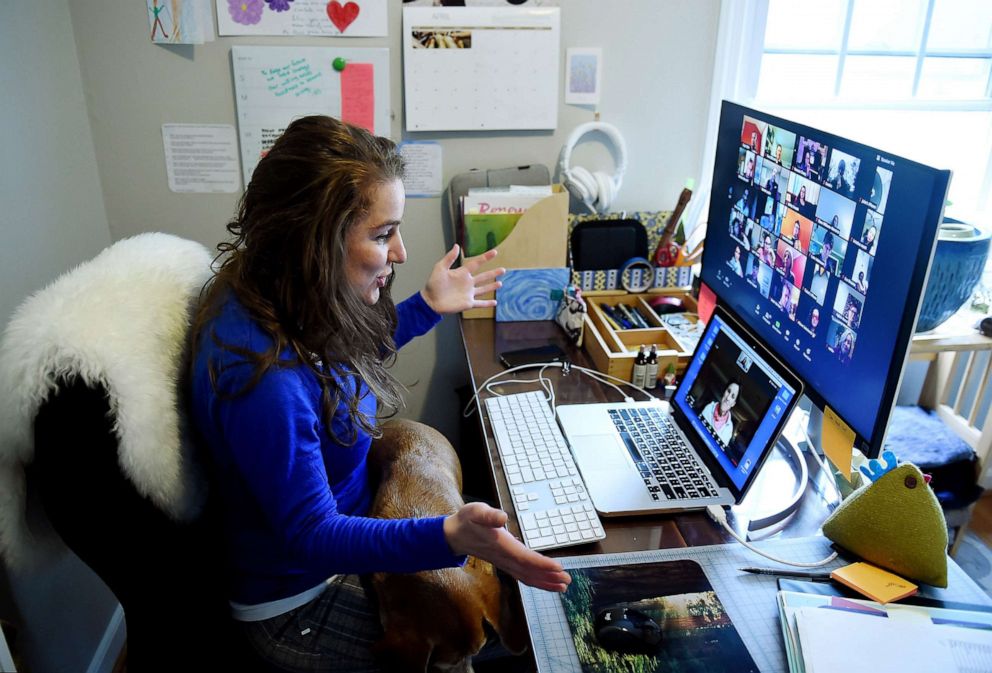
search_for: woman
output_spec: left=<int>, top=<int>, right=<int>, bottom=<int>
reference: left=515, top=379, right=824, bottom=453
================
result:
left=728, top=245, right=744, bottom=276
left=837, top=330, right=855, bottom=364
left=702, top=381, right=739, bottom=446
left=862, top=224, right=878, bottom=249
left=189, top=116, right=568, bottom=671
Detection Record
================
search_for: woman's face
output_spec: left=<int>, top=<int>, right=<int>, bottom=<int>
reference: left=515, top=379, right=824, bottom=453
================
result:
left=344, top=179, right=407, bottom=305
left=720, top=383, right=739, bottom=413
left=866, top=226, right=876, bottom=243
left=799, top=185, right=806, bottom=202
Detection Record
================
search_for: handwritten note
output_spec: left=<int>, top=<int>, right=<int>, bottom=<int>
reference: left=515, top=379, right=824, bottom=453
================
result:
left=231, top=46, right=390, bottom=187
left=262, top=59, right=324, bottom=98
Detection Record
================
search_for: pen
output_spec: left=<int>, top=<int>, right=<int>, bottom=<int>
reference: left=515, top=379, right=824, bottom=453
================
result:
left=738, top=567, right=834, bottom=582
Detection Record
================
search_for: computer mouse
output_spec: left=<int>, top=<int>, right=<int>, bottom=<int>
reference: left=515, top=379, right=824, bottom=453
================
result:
left=980, top=316, right=992, bottom=338
left=593, top=605, right=663, bottom=655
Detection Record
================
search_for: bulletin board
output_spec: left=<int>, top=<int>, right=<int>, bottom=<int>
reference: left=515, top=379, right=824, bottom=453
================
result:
left=402, top=6, right=560, bottom=132
left=231, top=45, right=390, bottom=188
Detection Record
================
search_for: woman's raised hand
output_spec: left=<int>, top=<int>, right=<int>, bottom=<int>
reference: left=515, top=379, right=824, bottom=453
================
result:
left=421, top=245, right=505, bottom=314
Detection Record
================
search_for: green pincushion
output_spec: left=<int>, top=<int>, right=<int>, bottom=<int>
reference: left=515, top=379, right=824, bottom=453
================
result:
left=822, top=462, right=948, bottom=587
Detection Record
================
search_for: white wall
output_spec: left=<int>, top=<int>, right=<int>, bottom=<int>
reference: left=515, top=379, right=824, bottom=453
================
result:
left=0, top=2, right=117, bottom=673
left=69, top=0, right=720, bottom=439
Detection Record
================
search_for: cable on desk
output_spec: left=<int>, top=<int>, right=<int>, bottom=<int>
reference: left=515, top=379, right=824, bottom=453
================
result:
left=705, top=505, right=838, bottom=567
left=462, top=360, right=656, bottom=419
left=796, top=415, right=844, bottom=503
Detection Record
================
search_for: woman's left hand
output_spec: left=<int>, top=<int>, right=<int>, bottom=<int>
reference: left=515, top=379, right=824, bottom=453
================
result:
left=421, top=245, right=505, bottom=314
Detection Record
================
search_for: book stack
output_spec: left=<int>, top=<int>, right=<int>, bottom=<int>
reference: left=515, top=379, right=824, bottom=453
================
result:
left=460, top=185, right=552, bottom=256
left=777, top=583, right=992, bottom=673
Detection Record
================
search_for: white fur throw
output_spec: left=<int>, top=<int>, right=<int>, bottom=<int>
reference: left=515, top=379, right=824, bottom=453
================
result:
left=0, top=233, right=213, bottom=568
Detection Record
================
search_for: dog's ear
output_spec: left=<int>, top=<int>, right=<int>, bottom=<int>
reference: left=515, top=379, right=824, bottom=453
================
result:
left=373, top=629, right=433, bottom=673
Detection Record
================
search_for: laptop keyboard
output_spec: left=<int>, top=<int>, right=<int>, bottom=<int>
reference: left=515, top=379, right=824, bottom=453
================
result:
left=485, top=391, right=606, bottom=551
left=608, top=408, right=720, bottom=501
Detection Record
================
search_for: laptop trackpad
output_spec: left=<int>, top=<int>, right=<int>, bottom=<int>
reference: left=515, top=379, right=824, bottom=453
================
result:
left=570, top=434, right=636, bottom=473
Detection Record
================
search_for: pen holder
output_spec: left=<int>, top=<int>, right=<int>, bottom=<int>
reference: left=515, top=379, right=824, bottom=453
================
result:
left=822, top=459, right=948, bottom=587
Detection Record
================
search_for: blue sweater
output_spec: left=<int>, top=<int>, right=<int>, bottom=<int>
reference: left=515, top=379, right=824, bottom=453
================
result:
left=190, top=292, right=461, bottom=605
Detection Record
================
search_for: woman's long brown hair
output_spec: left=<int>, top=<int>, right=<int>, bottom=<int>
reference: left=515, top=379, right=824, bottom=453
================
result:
left=192, top=116, right=406, bottom=443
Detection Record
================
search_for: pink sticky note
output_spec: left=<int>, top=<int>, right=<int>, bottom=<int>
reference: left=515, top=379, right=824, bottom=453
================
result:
left=697, top=282, right=717, bottom=324
left=340, top=63, right=375, bottom=134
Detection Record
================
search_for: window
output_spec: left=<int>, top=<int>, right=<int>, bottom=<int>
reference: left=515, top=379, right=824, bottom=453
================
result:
left=752, top=0, right=992, bottom=227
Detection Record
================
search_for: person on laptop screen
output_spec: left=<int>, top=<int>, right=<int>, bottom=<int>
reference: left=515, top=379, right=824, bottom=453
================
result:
left=701, top=381, right=739, bottom=446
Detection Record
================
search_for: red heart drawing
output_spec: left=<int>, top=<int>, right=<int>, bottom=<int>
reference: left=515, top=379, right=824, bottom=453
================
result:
left=327, top=1, right=360, bottom=33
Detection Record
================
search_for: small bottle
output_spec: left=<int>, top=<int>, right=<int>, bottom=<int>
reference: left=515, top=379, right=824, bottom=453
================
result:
left=632, top=346, right=647, bottom=388
left=645, top=345, right=659, bottom=389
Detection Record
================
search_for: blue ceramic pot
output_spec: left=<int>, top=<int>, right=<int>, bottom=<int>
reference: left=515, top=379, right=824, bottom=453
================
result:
left=916, top=219, right=991, bottom=332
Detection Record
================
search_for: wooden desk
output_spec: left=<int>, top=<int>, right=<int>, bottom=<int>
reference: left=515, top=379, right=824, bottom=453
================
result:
left=459, top=318, right=835, bottom=558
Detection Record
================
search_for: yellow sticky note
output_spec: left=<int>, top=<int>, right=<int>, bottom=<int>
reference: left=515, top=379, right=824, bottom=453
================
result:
left=822, top=406, right=855, bottom=482
left=830, top=562, right=918, bottom=604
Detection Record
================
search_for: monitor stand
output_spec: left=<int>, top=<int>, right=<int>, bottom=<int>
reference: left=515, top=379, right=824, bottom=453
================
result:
left=734, top=399, right=839, bottom=540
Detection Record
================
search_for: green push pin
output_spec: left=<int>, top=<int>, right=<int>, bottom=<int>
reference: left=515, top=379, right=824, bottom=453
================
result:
left=332, top=57, right=347, bottom=72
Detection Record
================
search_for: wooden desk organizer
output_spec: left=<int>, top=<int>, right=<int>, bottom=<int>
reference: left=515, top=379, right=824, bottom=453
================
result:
left=583, top=291, right=698, bottom=384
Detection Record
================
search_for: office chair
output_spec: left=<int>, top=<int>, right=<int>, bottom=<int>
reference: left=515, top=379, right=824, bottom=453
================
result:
left=887, top=343, right=992, bottom=556
left=0, top=233, right=274, bottom=672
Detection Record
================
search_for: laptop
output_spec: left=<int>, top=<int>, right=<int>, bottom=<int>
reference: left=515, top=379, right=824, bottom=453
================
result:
left=557, top=304, right=803, bottom=516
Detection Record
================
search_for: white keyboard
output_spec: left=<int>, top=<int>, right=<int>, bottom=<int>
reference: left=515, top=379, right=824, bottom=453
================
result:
left=485, top=391, right=606, bottom=551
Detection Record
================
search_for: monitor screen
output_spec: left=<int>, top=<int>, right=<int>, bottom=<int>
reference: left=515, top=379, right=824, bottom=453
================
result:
left=701, top=101, right=950, bottom=457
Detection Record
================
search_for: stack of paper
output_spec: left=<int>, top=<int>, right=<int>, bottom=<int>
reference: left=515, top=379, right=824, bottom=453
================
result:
left=460, top=186, right=552, bottom=257
left=777, top=589, right=992, bottom=673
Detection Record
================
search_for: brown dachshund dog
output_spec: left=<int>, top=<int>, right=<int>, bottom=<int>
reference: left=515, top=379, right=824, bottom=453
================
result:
left=367, top=419, right=528, bottom=673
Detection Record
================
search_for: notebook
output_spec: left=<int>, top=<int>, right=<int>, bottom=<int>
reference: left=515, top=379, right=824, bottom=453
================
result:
left=557, top=304, right=803, bottom=516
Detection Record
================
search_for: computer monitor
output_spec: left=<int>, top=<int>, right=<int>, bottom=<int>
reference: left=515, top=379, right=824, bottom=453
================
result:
left=701, top=101, right=951, bottom=459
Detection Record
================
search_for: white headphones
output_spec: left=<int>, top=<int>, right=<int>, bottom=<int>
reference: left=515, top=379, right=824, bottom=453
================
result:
left=559, top=121, right=628, bottom=214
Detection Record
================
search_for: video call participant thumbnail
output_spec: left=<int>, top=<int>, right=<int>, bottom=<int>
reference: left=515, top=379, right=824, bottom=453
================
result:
left=826, top=148, right=860, bottom=197
left=686, top=329, right=780, bottom=466
left=794, top=136, right=828, bottom=182
left=826, top=319, right=858, bottom=365
left=859, top=209, right=882, bottom=256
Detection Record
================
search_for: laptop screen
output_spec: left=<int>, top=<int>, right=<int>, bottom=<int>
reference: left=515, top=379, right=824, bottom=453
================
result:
left=672, top=309, right=800, bottom=494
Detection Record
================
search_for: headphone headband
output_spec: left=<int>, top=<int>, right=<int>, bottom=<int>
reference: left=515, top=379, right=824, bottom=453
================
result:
left=560, top=121, right=628, bottom=193
left=559, top=121, right=628, bottom=213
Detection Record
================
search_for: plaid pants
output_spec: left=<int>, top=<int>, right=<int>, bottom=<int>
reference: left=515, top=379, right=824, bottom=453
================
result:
left=240, top=574, right=383, bottom=673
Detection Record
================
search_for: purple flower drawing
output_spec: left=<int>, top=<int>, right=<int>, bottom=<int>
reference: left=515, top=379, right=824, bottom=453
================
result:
left=228, top=0, right=264, bottom=25
left=265, top=0, right=294, bottom=11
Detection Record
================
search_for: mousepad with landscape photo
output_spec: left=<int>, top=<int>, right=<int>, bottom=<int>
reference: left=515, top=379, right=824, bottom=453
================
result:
left=560, top=559, right=758, bottom=673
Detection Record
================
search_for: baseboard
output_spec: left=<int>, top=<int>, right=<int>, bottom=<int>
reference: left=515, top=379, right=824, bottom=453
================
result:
left=86, top=604, right=125, bottom=673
